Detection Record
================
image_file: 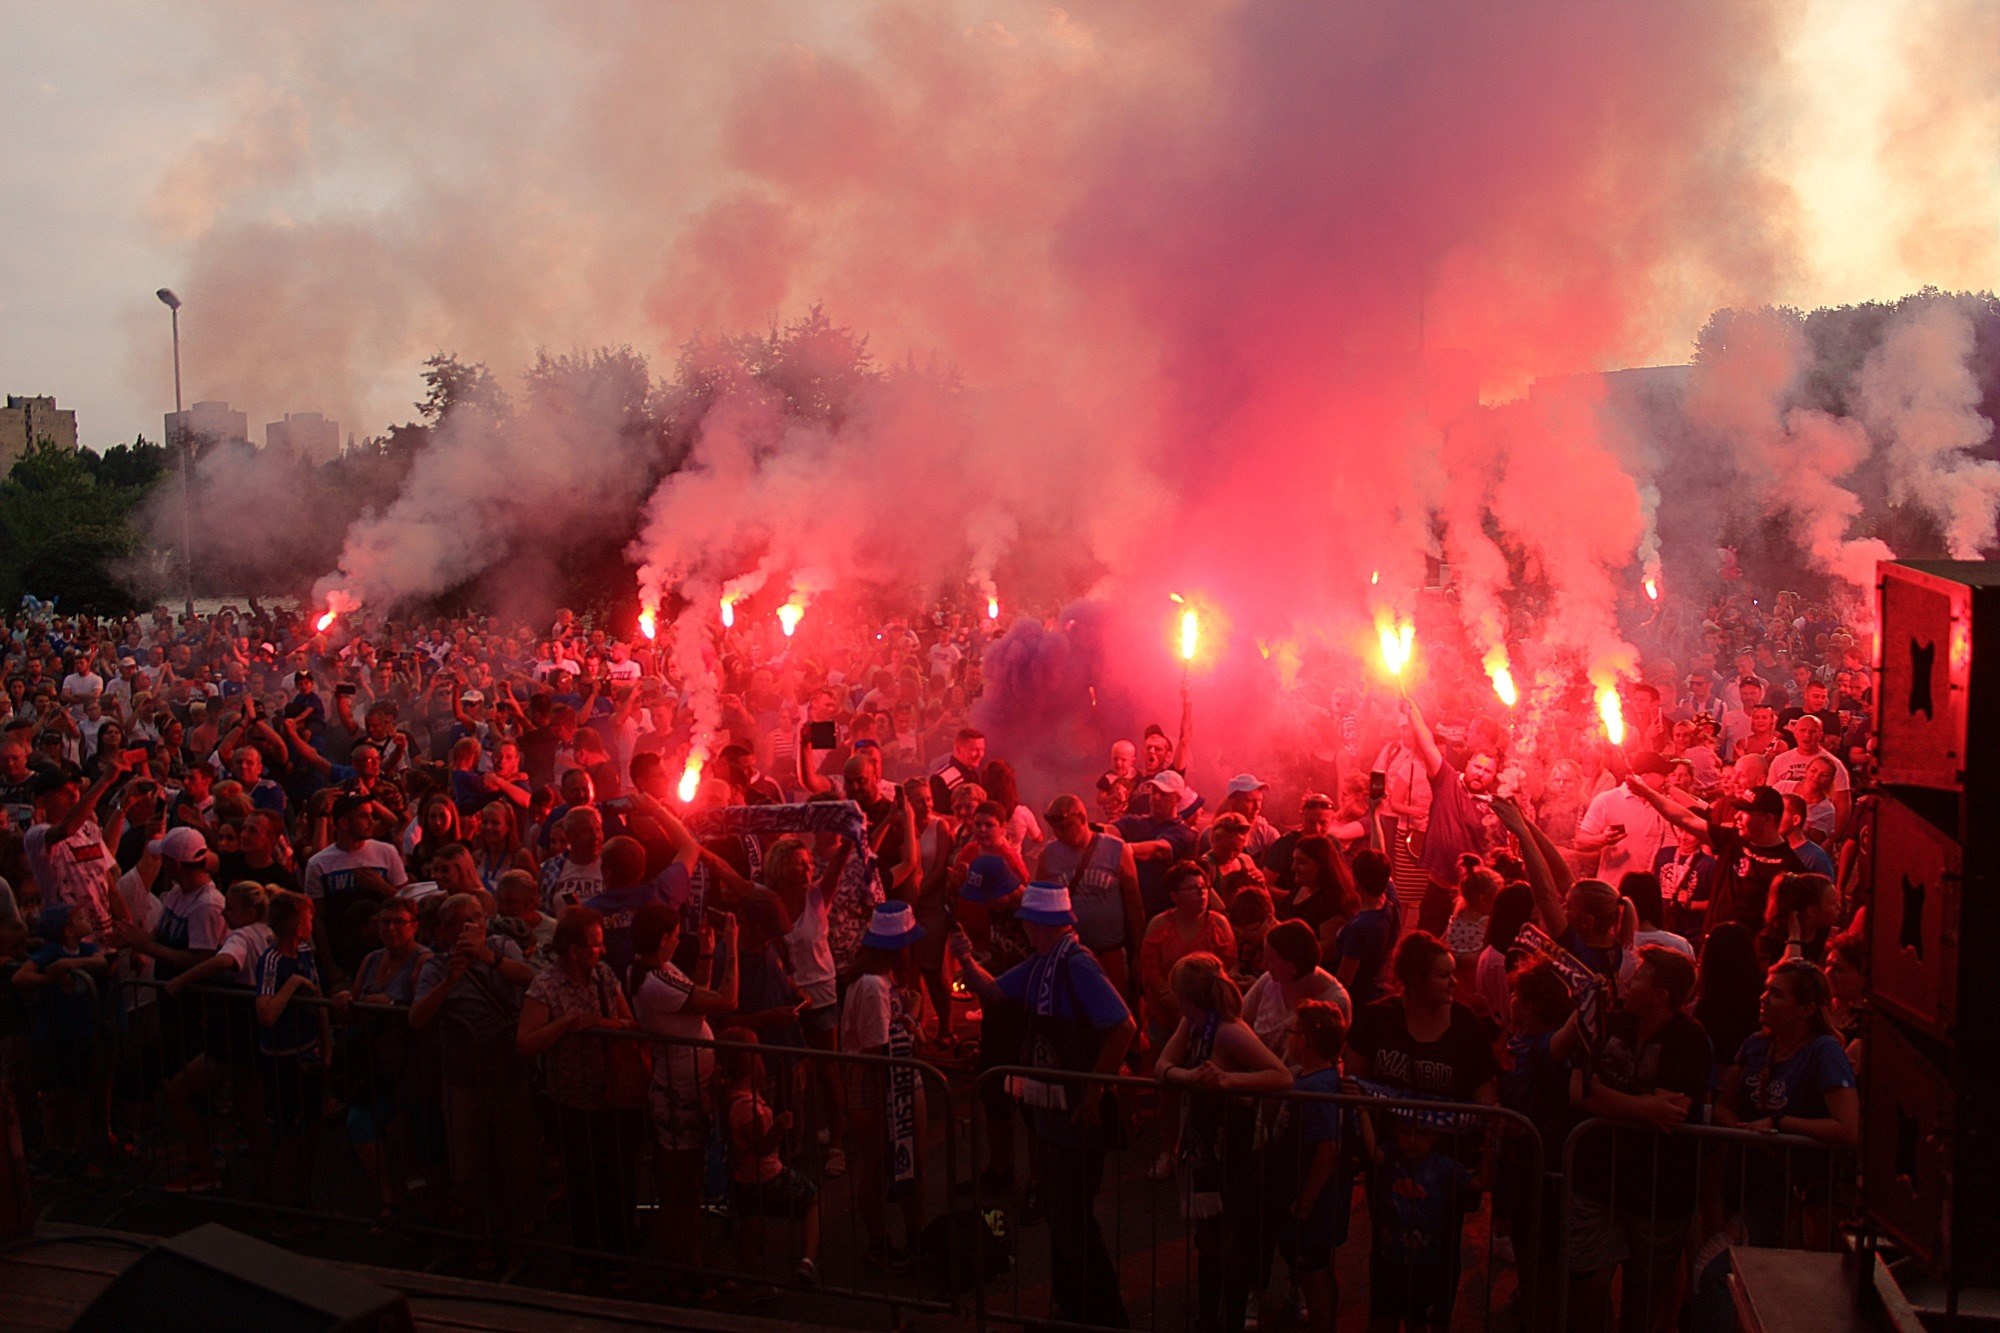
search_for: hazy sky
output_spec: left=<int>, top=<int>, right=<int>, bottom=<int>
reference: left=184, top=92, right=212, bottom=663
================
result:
left=3, top=0, right=1995, bottom=450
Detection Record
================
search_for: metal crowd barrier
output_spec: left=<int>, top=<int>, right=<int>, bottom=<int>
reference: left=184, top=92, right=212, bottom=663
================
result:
left=1552, top=1116, right=1857, bottom=1333
left=84, top=979, right=960, bottom=1323
left=967, top=1064, right=1547, bottom=1333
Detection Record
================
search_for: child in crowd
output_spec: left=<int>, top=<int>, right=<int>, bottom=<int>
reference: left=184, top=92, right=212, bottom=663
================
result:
left=13, top=905, right=106, bottom=1176
left=718, top=1026, right=822, bottom=1289
left=1363, top=1110, right=1477, bottom=1333
left=1274, top=999, right=1349, bottom=1333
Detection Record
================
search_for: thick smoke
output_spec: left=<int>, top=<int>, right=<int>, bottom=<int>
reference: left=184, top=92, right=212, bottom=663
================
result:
left=135, top=2, right=2000, bottom=740
left=1858, top=298, right=2000, bottom=559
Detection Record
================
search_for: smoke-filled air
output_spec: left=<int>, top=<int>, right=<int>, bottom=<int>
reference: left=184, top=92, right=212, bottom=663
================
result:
left=131, top=0, right=2000, bottom=784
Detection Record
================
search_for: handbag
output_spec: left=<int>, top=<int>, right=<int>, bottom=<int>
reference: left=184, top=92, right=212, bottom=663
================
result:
left=598, top=974, right=652, bottom=1109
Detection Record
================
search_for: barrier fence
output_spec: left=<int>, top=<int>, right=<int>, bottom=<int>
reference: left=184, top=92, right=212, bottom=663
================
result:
left=1553, top=1116, right=1856, bottom=1333
left=4, top=978, right=1862, bottom=1332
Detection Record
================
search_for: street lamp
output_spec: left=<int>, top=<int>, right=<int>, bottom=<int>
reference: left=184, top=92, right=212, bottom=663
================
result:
left=156, top=288, right=195, bottom=619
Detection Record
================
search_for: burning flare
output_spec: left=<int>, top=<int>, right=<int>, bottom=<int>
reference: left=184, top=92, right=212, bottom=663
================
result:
left=777, top=600, right=804, bottom=638
left=1643, top=577, right=1659, bottom=602
left=1374, top=609, right=1416, bottom=677
left=637, top=607, right=656, bottom=641
left=1179, top=607, right=1200, bottom=663
left=986, top=596, right=1000, bottom=621
left=1596, top=685, right=1626, bottom=745
left=1483, top=648, right=1518, bottom=707
left=315, top=609, right=336, bottom=633
left=677, top=755, right=703, bottom=803
left=719, top=595, right=736, bottom=629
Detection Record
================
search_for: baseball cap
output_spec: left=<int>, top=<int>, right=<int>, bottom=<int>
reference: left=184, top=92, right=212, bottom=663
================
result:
left=147, top=826, right=209, bottom=862
left=1225, top=773, right=1269, bottom=796
left=1300, top=791, right=1335, bottom=810
left=459, top=689, right=485, bottom=705
left=1742, top=786, right=1785, bottom=819
left=1211, top=812, right=1252, bottom=835
left=1630, top=751, right=1671, bottom=777
left=1143, top=770, right=1188, bottom=796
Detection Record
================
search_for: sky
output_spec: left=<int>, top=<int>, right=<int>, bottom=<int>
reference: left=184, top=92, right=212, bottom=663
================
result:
left=2, top=0, right=1997, bottom=450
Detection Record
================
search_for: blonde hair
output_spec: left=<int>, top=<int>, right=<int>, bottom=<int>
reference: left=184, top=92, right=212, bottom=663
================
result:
left=1169, top=951, right=1243, bottom=1021
left=224, top=880, right=273, bottom=920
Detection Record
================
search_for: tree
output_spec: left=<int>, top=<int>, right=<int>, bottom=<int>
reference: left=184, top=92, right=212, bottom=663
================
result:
left=0, top=441, right=147, bottom=613
left=417, top=353, right=510, bottom=425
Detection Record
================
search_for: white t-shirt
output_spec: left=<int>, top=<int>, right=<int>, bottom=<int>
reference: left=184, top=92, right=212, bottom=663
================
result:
left=784, top=884, right=836, bottom=1010
left=841, top=971, right=894, bottom=1052
left=632, top=963, right=714, bottom=1102
left=545, top=855, right=604, bottom=915
left=62, top=671, right=105, bottom=705
left=1575, top=786, right=1675, bottom=885
left=604, top=658, right=644, bottom=685
left=215, top=923, right=276, bottom=982
left=303, top=840, right=409, bottom=901
left=25, top=821, right=116, bottom=930
left=1767, top=747, right=1850, bottom=795
left=1242, top=968, right=1352, bottom=1056
left=155, top=881, right=227, bottom=951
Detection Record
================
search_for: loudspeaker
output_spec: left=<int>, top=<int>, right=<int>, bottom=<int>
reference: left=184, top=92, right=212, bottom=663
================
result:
left=1866, top=794, right=1962, bottom=1041
left=1864, top=561, right=2000, bottom=1296
left=1862, top=1017, right=1953, bottom=1274
left=70, top=1224, right=413, bottom=1333
left=1875, top=561, right=2000, bottom=791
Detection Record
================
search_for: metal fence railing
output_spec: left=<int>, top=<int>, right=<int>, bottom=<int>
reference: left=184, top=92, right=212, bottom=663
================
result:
left=966, top=1064, right=1548, bottom=1333
left=13, top=975, right=1867, bottom=1333
left=91, top=978, right=961, bottom=1322
left=1553, top=1116, right=1857, bottom=1333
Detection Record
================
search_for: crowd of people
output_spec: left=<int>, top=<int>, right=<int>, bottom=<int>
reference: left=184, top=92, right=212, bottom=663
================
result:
left=0, top=581, right=1875, bottom=1330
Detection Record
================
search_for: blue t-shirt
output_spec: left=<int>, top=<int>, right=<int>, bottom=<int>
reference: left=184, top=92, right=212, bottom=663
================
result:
left=1734, top=1031, right=1854, bottom=1122
left=584, top=863, right=692, bottom=979
left=996, top=940, right=1131, bottom=1030
left=255, top=944, right=323, bottom=1058
left=1115, top=813, right=1198, bottom=917
left=1334, top=906, right=1398, bottom=1009
left=1370, top=1145, right=1476, bottom=1265
left=28, top=942, right=101, bottom=1043
left=1792, top=839, right=1837, bottom=881
left=1281, top=1064, right=1344, bottom=1149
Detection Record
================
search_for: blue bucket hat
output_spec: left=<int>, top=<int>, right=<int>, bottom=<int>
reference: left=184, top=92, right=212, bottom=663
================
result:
left=1014, top=882, right=1077, bottom=927
left=960, top=853, right=1023, bottom=905
left=860, top=901, right=925, bottom=951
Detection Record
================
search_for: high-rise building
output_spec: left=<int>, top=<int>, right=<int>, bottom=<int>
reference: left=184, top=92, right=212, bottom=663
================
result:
left=265, top=411, right=341, bottom=464
left=165, top=400, right=249, bottom=456
left=0, top=394, right=79, bottom=472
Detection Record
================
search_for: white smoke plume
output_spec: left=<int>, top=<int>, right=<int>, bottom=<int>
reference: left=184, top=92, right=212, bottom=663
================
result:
left=1858, top=297, right=2000, bottom=559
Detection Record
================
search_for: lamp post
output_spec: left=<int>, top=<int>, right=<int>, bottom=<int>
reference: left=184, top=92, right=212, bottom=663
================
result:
left=155, top=288, right=194, bottom=619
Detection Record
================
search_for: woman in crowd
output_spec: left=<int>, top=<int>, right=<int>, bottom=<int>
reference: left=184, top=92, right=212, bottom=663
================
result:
left=517, top=906, right=644, bottom=1265
left=1139, top=861, right=1238, bottom=1180
left=340, top=895, right=429, bottom=1223
left=1241, top=920, right=1352, bottom=1057
left=468, top=800, right=536, bottom=894
left=254, top=891, right=329, bottom=1214
left=1717, top=960, right=1859, bottom=1247
left=1756, top=872, right=1840, bottom=967
left=1472, top=882, right=1537, bottom=1028
left=1618, top=870, right=1694, bottom=983
left=630, top=901, right=738, bottom=1299
left=1157, top=951, right=1292, bottom=1333
left=840, top=901, right=930, bottom=1273
left=405, top=795, right=462, bottom=882
left=982, top=759, right=1044, bottom=866
left=159, top=880, right=275, bottom=1194
left=1824, top=932, right=1868, bottom=1074
left=1279, top=833, right=1358, bottom=958
left=768, top=832, right=852, bottom=1178
left=1443, top=854, right=1498, bottom=993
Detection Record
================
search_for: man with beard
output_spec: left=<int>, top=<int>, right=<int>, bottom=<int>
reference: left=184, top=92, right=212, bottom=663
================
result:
left=1403, top=691, right=1497, bottom=937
